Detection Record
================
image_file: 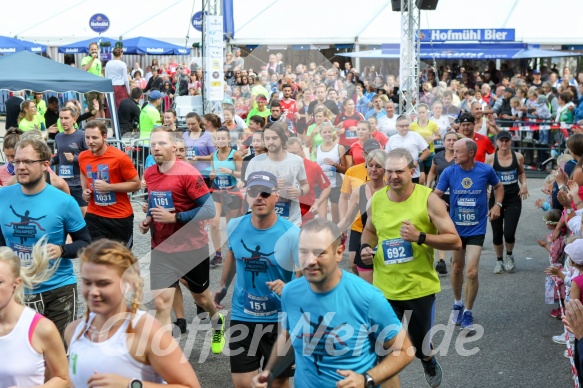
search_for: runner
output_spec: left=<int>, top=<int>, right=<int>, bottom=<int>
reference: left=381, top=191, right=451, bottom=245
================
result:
left=214, top=171, right=300, bottom=388
left=139, top=128, right=225, bottom=353
left=385, top=115, right=430, bottom=184
left=346, top=120, right=375, bottom=167
left=79, top=120, right=140, bottom=247
left=305, top=107, right=329, bottom=161
left=334, top=98, right=364, bottom=151
left=361, top=148, right=461, bottom=387
left=338, top=149, right=386, bottom=284
left=314, top=123, right=347, bottom=224
left=286, top=137, right=332, bottom=225
left=457, top=112, right=495, bottom=163
left=182, top=112, right=217, bottom=188
left=430, top=101, right=450, bottom=153
left=51, top=106, right=88, bottom=215
left=209, top=127, right=244, bottom=265
left=0, top=137, right=91, bottom=336
left=410, top=104, right=441, bottom=185
left=0, top=239, right=69, bottom=387
left=425, top=131, right=460, bottom=275
left=339, top=139, right=382, bottom=274
left=244, top=122, right=309, bottom=227
left=252, top=218, right=414, bottom=388
left=65, top=240, right=201, bottom=387
left=485, top=130, right=529, bottom=274
left=434, top=138, right=504, bottom=331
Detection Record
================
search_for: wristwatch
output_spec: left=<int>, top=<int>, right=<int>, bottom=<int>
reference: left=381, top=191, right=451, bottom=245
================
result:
left=175, top=212, right=181, bottom=223
left=363, top=372, right=375, bottom=388
left=128, top=379, right=143, bottom=388
left=566, top=208, right=574, bottom=215
left=417, top=232, right=426, bottom=245
left=495, top=201, right=503, bottom=208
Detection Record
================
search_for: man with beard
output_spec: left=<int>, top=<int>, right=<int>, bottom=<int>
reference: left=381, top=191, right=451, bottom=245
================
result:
left=79, top=120, right=140, bottom=246
left=245, top=122, right=309, bottom=227
left=0, top=138, right=90, bottom=336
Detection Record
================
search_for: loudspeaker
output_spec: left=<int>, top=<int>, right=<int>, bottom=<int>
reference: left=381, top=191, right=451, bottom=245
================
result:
left=391, top=0, right=401, bottom=11
left=416, top=0, right=439, bottom=10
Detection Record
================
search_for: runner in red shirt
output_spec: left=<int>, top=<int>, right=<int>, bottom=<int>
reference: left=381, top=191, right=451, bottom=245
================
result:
left=286, top=137, right=331, bottom=225
left=458, top=113, right=495, bottom=162
left=280, top=84, right=299, bottom=134
left=334, top=99, right=364, bottom=150
left=368, top=115, right=388, bottom=148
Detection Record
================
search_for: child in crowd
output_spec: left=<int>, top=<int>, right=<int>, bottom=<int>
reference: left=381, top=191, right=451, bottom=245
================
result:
left=535, top=172, right=558, bottom=211
left=537, top=209, right=567, bottom=319
left=533, top=95, right=553, bottom=144
left=547, top=238, right=583, bottom=353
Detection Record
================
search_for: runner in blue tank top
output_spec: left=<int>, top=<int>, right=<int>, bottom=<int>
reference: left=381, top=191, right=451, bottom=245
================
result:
left=435, top=138, right=504, bottom=332
left=214, top=171, right=300, bottom=388
left=251, top=219, right=413, bottom=388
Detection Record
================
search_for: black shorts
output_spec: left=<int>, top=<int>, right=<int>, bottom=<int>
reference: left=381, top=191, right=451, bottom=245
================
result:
left=460, top=234, right=486, bottom=249
left=229, top=320, right=295, bottom=377
left=388, top=294, right=435, bottom=359
left=349, top=229, right=373, bottom=270
left=211, top=189, right=243, bottom=210
left=150, top=245, right=210, bottom=293
left=25, top=283, right=77, bottom=338
left=314, top=186, right=342, bottom=204
left=85, top=213, right=134, bottom=249
left=69, top=185, right=88, bottom=207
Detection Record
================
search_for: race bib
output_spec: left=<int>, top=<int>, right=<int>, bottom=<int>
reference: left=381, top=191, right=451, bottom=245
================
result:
left=58, top=165, right=74, bottom=179
left=150, top=191, right=175, bottom=211
left=497, top=170, right=517, bottom=185
left=323, top=166, right=337, bottom=187
left=454, top=198, right=478, bottom=226
left=186, top=146, right=198, bottom=159
left=214, top=175, right=236, bottom=189
left=242, top=290, right=280, bottom=317
left=10, top=243, right=33, bottom=267
left=274, top=201, right=290, bottom=218
left=434, top=139, right=443, bottom=148
left=345, top=130, right=357, bottom=139
left=381, top=238, right=414, bottom=265
left=93, top=164, right=116, bottom=206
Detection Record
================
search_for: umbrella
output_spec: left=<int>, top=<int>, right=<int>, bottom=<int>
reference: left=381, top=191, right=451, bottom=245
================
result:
left=0, top=36, right=46, bottom=54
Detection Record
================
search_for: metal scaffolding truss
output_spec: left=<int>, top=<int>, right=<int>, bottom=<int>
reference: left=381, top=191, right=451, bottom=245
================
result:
left=399, top=0, right=420, bottom=117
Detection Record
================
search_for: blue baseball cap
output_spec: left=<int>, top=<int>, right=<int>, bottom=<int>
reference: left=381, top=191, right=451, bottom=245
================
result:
left=148, top=90, right=162, bottom=100
left=246, top=171, right=278, bottom=190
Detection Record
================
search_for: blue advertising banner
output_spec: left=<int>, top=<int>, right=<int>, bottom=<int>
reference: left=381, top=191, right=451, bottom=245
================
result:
left=89, top=14, right=110, bottom=34
left=420, top=29, right=515, bottom=42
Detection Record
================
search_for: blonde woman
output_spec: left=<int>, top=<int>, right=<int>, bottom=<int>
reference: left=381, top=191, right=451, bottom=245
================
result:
left=65, top=239, right=201, bottom=387
left=0, top=237, right=69, bottom=387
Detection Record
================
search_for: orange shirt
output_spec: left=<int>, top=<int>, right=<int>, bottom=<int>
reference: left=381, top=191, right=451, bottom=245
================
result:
left=79, top=146, right=138, bottom=218
left=340, top=163, right=368, bottom=231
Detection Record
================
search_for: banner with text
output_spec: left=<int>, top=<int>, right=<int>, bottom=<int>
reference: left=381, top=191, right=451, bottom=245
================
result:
left=420, top=29, right=515, bottom=42
left=204, top=15, right=224, bottom=102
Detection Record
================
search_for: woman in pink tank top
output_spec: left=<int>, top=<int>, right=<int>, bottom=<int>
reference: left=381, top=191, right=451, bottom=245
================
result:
left=0, top=237, right=69, bottom=387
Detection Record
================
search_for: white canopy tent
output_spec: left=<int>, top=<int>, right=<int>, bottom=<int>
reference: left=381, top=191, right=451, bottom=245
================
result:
left=0, top=0, right=582, bottom=47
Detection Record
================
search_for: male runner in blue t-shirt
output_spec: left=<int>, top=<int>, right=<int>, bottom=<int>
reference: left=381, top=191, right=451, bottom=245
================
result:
left=434, top=138, right=504, bottom=331
left=0, top=138, right=90, bottom=337
left=214, top=171, right=300, bottom=388
left=252, top=218, right=413, bottom=388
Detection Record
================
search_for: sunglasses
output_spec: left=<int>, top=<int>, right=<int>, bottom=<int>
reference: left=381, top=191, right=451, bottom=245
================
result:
left=247, top=187, right=275, bottom=198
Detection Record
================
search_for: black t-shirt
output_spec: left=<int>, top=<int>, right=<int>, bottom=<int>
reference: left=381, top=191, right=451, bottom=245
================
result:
left=44, top=109, right=59, bottom=129
left=118, top=98, right=142, bottom=133
left=307, top=99, right=340, bottom=116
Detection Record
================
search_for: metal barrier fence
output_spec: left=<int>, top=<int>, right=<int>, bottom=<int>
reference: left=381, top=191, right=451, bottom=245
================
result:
left=495, top=118, right=576, bottom=176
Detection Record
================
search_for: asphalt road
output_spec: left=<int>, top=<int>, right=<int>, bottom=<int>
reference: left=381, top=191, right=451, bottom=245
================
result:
left=100, top=177, right=572, bottom=388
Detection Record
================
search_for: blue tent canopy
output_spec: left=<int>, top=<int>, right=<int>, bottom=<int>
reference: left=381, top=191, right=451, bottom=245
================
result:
left=0, top=36, right=46, bottom=54
left=340, top=43, right=582, bottom=60
left=0, top=50, right=113, bottom=93
left=58, top=37, right=118, bottom=54
left=58, top=37, right=188, bottom=55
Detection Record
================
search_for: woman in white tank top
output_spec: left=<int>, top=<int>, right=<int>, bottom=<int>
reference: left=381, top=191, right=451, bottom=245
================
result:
left=65, top=240, right=201, bottom=388
left=0, top=237, right=69, bottom=387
